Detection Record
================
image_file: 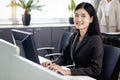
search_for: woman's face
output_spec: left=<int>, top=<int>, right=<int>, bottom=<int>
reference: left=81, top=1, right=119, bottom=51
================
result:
left=74, top=8, right=93, bottom=31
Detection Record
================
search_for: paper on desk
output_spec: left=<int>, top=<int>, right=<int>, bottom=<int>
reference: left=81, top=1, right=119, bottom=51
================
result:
left=64, top=76, right=96, bottom=80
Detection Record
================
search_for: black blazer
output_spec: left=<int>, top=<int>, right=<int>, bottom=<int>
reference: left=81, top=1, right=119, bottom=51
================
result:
left=54, top=32, right=104, bottom=79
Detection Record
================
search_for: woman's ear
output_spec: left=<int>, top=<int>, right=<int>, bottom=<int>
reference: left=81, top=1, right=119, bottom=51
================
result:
left=90, top=16, right=93, bottom=23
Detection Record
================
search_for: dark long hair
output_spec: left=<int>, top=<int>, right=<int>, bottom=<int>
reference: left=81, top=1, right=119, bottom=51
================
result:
left=74, top=2, right=101, bottom=36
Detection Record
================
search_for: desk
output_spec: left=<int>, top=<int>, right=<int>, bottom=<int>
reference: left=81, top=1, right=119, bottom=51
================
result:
left=64, top=76, right=96, bottom=80
left=38, top=56, right=96, bottom=80
left=0, top=39, right=95, bottom=80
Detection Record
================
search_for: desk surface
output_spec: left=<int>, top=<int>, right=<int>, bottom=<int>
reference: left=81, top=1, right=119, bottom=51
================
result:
left=64, top=76, right=96, bottom=80
left=38, top=56, right=96, bottom=80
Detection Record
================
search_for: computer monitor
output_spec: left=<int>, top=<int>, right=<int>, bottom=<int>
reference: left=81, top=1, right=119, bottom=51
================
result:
left=11, top=29, right=40, bottom=64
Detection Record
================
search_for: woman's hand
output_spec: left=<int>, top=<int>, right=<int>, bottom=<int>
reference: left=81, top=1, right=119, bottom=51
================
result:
left=42, top=61, right=71, bottom=75
left=41, top=61, right=52, bottom=67
left=48, top=63, right=71, bottom=76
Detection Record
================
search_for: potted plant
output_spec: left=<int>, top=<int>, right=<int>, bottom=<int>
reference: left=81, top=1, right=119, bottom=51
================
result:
left=68, top=0, right=76, bottom=24
left=7, top=0, right=44, bottom=26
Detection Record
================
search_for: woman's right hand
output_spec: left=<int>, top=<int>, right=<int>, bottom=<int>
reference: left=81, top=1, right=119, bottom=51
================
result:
left=41, top=61, right=52, bottom=67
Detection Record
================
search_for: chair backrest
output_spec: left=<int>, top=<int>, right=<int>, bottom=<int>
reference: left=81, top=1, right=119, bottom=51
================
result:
left=100, top=44, right=120, bottom=80
left=58, top=32, right=73, bottom=53
left=102, top=33, right=120, bottom=47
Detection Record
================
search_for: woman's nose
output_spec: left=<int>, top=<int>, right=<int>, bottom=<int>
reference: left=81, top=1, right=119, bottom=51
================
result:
left=77, top=15, right=82, bottom=21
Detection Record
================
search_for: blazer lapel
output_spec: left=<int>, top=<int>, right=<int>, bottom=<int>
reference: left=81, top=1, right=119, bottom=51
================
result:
left=75, top=34, right=89, bottom=53
left=71, top=32, right=79, bottom=55
left=70, top=32, right=90, bottom=64
left=70, top=32, right=79, bottom=61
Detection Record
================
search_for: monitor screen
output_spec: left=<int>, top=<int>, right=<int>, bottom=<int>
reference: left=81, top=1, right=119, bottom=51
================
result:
left=11, top=29, right=40, bottom=64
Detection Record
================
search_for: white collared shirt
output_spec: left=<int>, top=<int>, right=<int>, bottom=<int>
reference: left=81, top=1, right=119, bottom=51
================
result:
left=105, top=0, right=112, bottom=16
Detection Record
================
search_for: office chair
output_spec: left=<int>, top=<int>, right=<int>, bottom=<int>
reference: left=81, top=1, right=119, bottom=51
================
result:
left=102, top=33, right=120, bottom=47
left=37, top=32, right=73, bottom=60
left=99, top=44, right=120, bottom=80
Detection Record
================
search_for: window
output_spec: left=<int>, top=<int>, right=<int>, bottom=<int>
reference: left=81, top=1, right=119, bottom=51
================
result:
left=0, top=0, right=91, bottom=25
left=0, top=0, right=12, bottom=24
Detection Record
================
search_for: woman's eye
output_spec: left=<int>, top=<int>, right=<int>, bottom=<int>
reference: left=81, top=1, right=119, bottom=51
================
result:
left=75, top=14, right=79, bottom=17
left=81, top=15, right=86, bottom=17
left=74, top=14, right=86, bottom=18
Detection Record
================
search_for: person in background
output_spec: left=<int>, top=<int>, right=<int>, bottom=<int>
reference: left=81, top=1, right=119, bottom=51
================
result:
left=42, top=2, right=104, bottom=79
left=91, top=0, right=101, bottom=11
left=97, top=0, right=120, bottom=33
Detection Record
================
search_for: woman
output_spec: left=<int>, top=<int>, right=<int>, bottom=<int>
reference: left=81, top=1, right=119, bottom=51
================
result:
left=97, top=0, right=120, bottom=33
left=42, top=2, right=104, bottom=79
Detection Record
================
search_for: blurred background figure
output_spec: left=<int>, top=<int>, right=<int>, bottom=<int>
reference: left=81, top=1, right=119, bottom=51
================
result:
left=91, top=0, right=101, bottom=11
left=97, top=0, right=120, bottom=33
